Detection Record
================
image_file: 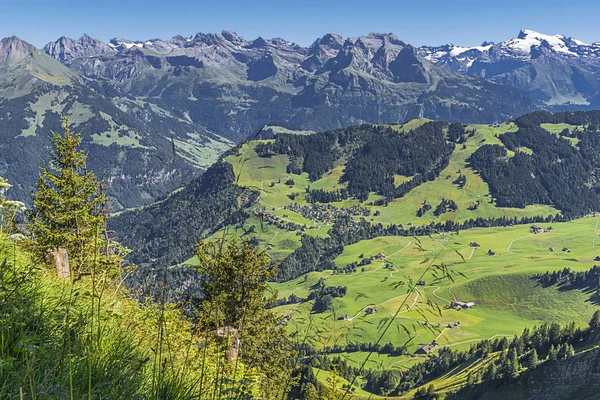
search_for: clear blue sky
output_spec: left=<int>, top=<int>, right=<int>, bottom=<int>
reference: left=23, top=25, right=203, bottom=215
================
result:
left=2, top=0, right=599, bottom=48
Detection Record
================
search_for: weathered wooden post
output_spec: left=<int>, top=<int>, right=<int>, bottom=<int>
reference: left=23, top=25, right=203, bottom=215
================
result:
left=215, top=326, right=240, bottom=362
left=47, top=248, right=70, bottom=279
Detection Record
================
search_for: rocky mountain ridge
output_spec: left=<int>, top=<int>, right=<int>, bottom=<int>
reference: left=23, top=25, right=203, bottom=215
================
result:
left=418, top=29, right=600, bottom=107
left=40, top=30, right=533, bottom=145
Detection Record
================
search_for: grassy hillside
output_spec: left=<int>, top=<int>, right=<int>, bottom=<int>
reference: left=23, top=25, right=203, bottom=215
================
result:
left=180, top=118, right=600, bottom=398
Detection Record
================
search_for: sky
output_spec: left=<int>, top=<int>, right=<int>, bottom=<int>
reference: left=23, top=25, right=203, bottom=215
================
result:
left=2, top=0, right=600, bottom=48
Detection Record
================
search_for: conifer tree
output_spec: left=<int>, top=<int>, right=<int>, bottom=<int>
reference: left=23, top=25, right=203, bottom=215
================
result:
left=547, top=344, right=558, bottom=361
left=194, top=237, right=294, bottom=398
left=504, top=348, right=520, bottom=379
left=590, top=310, right=600, bottom=330
left=27, top=118, right=114, bottom=275
left=527, top=349, right=539, bottom=368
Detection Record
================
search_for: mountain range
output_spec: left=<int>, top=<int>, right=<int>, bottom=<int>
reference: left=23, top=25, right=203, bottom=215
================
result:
left=419, top=29, right=600, bottom=108
left=2, top=28, right=600, bottom=209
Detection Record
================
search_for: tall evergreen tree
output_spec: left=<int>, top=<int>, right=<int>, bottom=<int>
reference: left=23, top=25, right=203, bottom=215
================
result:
left=504, top=348, right=520, bottom=379
left=27, top=118, right=112, bottom=275
left=527, top=349, right=539, bottom=368
left=547, top=344, right=558, bottom=361
left=195, top=238, right=294, bottom=398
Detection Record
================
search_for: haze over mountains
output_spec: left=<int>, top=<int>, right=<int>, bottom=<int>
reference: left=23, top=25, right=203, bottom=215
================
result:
left=2, top=28, right=600, bottom=209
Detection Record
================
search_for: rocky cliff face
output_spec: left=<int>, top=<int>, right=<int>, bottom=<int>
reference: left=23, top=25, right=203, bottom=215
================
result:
left=43, top=34, right=116, bottom=61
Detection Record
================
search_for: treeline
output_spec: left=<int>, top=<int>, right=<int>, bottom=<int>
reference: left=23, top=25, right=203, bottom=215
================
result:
left=255, top=124, right=383, bottom=180
left=469, top=125, right=600, bottom=215
left=534, top=265, right=600, bottom=295
left=389, top=313, right=600, bottom=396
left=257, top=122, right=455, bottom=204
left=275, top=213, right=565, bottom=282
left=515, top=110, right=600, bottom=128
left=319, top=341, right=410, bottom=357
left=309, top=281, right=348, bottom=313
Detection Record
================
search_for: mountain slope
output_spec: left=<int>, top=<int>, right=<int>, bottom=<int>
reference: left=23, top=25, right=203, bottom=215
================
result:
left=44, top=32, right=534, bottom=143
left=419, top=29, right=600, bottom=108
left=112, top=110, right=600, bottom=269
left=0, top=36, right=231, bottom=209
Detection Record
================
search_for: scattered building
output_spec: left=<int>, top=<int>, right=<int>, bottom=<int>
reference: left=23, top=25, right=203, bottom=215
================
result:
left=371, top=253, right=387, bottom=261
left=531, top=224, right=545, bottom=234
left=279, top=314, right=292, bottom=325
left=469, top=242, right=480, bottom=248
left=416, top=344, right=437, bottom=354
left=447, top=321, right=460, bottom=329
left=451, top=301, right=476, bottom=310
left=365, top=307, right=378, bottom=315
left=562, top=247, right=571, bottom=253
left=417, top=280, right=426, bottom=286
left=549, top=247, right=555, bottom=252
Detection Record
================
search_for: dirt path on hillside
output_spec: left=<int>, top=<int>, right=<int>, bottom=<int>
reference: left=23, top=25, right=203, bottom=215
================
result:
left=346, top=288, right=420, bottom=322
left=372, top=240, right=414, bottom=272
left=507, top=233, right=533, bottom=254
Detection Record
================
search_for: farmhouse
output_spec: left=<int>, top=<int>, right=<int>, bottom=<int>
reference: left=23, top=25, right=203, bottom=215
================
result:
left=371, top=253, right=387, bottom=261
left=279, top=314, right=292, bottom=325
left=365, top=307, right=378, bottom=315
left=447, top=321, right=460, bottom=329
left=416, top=344, right=437, bottom=354
left=530, top=224, right=545, bottom=234
left=469, top=242, right=480, bottom=248
left=451, top=301, right=476, bottom=310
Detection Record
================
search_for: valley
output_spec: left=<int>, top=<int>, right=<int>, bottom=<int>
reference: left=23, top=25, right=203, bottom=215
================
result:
left=4, top=4, right=600, bottom=398
left=157, top=114, right=600, bottom=397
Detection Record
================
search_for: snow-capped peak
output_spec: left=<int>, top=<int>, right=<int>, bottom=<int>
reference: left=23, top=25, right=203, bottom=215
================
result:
left=449, top=43, right=493, bottom=57
left=109, top=38, right=145, bottom=51
left=506, top=29, right=577, bottom=55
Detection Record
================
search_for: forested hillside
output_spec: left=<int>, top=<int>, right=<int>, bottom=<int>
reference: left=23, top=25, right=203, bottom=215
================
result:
left=114, top=110, right=600, bottom=271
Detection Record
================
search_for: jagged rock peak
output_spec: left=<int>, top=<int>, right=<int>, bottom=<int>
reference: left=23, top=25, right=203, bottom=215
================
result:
left=0, top=36, right=36, bottom=64
left=44, top=34, right=114, bottom=61
left=312, top=33, right=344, bottom=49
left=221, top=30, right=243, bottom=43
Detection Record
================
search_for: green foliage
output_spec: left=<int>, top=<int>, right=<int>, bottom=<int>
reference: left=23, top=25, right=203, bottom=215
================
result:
left=0, top=237, right=230, bottom=399
left=194, top=238, right=295, bottom=398
left=0, top=176, right=24, bottom=234
left=26, top=118, right=117, bottom=275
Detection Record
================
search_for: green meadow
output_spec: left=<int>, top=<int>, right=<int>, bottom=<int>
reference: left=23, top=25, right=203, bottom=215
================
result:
left=188, top=120, right=600, bottom=397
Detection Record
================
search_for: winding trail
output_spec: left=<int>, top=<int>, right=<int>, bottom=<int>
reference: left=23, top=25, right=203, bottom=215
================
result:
left=467, top=246, right=476, bottom=260
left=434, top=328, right=447, bottom=342
left=372, top=240, right=414, bottom=273
left=507, top=233, right=533, bottom=254
left=439, top=334, right=514, bottom=348
left=430, top=286, right=452, bottom=303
